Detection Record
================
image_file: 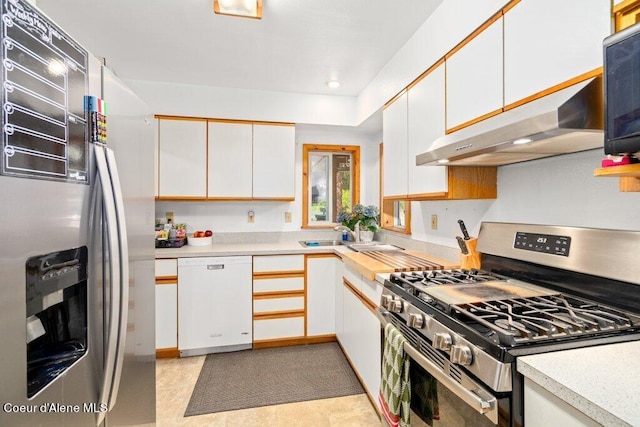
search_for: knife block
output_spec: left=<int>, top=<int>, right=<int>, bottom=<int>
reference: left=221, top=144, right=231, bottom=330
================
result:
left=460, top=238, right=481, bottom=269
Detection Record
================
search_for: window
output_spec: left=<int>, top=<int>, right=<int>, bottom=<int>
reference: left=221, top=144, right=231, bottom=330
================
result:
left=303, top=144, right=360, bottom=227
left=394, top=201, right=407, bottom=228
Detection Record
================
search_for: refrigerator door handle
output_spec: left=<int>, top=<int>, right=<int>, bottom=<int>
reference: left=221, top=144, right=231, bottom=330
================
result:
left=104, top=147, right=130, bottom=409
left=94, top=145, right=122, bottom=427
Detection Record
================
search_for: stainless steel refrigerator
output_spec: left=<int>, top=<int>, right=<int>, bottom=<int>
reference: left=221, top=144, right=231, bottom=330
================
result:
left=1, top=0, right=156, bottom=425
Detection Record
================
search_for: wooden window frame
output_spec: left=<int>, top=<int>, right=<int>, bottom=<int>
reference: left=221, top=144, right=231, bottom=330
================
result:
left=379, top=143, right=411, bottom=235
left=302, top=144, right=360, bottom=229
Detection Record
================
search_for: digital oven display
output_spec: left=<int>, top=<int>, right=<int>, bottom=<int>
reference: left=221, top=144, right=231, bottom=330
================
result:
left=514, top=232, right=571, bottom=257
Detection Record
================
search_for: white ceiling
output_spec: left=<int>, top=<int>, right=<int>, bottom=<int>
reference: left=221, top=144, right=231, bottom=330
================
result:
left=36, top=0, right=443, bottom=97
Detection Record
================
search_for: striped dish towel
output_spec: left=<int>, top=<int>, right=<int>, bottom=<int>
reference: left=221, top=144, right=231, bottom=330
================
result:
left=379, top=323, right=411, bottom=427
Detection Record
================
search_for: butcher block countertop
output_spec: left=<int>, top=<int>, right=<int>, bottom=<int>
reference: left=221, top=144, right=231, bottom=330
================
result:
left=341, top=249, right=459, bottom=281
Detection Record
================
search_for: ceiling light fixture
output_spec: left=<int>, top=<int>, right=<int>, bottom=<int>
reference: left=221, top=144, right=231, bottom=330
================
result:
left=437, top=159, right=450, bottom=164
left=327, top=80, right=341, bottom=89
left=214, top=0, right=262, bottom=19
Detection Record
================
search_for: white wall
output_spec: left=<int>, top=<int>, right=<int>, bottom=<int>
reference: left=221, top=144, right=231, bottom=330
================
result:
left=125, top=79, right=359, bottom=126
left=411, top=149, right=640, bottom=249
left=156, top=124, right=381, bottom=233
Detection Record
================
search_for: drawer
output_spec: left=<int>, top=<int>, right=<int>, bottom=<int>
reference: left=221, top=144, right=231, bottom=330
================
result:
left=253, top=296, right=304, bottom=313
left=253, top=255, right=304, bottom=273
left=253, top=277, right=304, bottom=293
left=155, top=259, right=177, bottom=278
left=253, top=317, right=304, bottom=341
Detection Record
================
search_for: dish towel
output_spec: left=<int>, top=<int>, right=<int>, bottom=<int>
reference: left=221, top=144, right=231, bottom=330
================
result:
left=379, top=323, right=411, bottom=427
left=410, top=361, right=440, bottom=425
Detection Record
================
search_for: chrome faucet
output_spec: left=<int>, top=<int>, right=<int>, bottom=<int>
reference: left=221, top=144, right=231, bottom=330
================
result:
left=334, top=222, right=360, bottom=243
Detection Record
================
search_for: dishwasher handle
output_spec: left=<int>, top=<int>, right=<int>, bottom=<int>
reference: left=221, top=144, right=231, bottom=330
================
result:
left=207, top=264, right=225, bottom=270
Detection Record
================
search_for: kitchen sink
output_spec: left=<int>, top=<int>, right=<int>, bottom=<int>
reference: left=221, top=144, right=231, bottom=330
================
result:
left=298, top=240, right=347, bottom=247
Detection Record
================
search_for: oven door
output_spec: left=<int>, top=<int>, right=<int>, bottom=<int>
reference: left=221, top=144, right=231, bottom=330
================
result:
left=377, top=309, right=512, bottom=427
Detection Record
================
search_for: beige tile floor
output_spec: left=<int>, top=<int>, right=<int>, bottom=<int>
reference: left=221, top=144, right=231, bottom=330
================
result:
left=156, top=355, right=381, bottom=426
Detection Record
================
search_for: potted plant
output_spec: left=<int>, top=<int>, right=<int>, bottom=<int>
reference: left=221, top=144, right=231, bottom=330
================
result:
left=337, top=204, right=380, bottom=243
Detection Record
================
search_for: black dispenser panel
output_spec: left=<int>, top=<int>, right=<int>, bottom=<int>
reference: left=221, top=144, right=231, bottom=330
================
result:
left=25, top=246, right=88, bottom=398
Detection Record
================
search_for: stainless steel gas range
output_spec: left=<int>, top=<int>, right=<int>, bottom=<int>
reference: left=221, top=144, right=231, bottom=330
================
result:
left=377, top=222, right=640, bottom=426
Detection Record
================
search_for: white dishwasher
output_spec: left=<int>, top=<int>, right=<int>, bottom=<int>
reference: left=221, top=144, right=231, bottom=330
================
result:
left=178, top=256, right=252, bottom=357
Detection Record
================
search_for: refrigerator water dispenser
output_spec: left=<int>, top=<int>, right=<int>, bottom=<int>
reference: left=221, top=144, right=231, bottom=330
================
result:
left=25, top=247, right=88, bottom=398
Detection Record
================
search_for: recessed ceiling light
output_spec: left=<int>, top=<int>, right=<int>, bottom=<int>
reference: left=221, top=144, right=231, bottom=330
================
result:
left=327, top=80, right=341, bottom=89
left=214, top=0, right=262, bottom=19
left=513, top=137, right=533, bottom=145
left=437, top=159, right=450, bottom=164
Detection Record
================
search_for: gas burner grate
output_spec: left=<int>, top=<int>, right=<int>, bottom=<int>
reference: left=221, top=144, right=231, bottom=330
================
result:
left=452, top=294, right=640, bottom=345
left=391, top=268, right=502, bottom=287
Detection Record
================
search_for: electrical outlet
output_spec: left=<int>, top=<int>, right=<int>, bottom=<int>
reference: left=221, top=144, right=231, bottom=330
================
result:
left=284, top=212, right=292, bottom=223
left=166, top=212, right=174, bottom=223
left=431, top=214, right=438, bottom=230
left=247, top=211, right=255, bottom=223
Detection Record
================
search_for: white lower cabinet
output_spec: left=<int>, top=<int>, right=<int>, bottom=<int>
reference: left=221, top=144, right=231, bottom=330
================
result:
left=155, top=283, right=177, bottom=349
left=340, top=265, right=382, bottom=410
left=524, top=379, right=599, bottom=427
left=306, top=256, right=338, bottom=336
left=155, top=259, right=178, bottom=354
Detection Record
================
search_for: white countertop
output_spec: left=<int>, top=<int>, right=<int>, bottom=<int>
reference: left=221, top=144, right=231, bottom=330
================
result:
left=517, top=340, right=640, bottom=427
left=155, top=241, right=353, bottom=259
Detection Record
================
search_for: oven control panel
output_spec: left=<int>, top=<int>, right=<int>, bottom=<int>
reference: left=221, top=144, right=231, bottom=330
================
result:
left=514, top=232, right=571, bottom=257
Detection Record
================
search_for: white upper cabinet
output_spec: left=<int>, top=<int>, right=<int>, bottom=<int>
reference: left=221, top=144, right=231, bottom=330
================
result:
left=407, top=63, right=448, bottom=196
left=504, top=0, right=610, bottom=106
left=382, top=92, right=408, bottom=198
left=446, top=17, right=504, bottom=131
left=208, top=122, right=253, bottom=198
left=253, top=124, right=295, bottom=199
left=157, top=118, right=207, bottom=198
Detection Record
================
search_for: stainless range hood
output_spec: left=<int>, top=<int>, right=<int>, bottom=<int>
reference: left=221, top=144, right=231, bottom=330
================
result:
left=416, top=77, right=603, bottom=167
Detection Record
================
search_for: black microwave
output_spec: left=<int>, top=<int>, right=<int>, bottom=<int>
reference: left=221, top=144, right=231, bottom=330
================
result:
left=604, top=23, right=640, bottom=156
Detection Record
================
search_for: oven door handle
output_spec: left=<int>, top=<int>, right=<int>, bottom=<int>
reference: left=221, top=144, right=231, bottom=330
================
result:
left=376, top=309, right=499, bottom=425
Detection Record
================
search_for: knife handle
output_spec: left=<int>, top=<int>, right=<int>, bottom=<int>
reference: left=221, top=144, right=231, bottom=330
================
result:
left=458, top=219, right=471, bottom=240
left=456, top=236, right=469, bottom=255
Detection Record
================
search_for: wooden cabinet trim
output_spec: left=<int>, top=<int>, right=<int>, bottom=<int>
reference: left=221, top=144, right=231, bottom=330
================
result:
left=253, top=335, right=336, bottom=349
left=155, top=114, right=293, bottom=127
left=155, top=277, right=177, bottom=285
left=447, top=166, right=497, bottom=200
left=614, top=0, right=640, bottom=31
left=407, top=58, right=446, bottom=91
left=156, top=348, right=179, bottom=358
left=445, top=8, right=504, bottom=60
left=504, top=67, right=603, bottom=112
left=155, top=196, right=207, bottom=201
left=253, top=271, right=305, bottom=279
left=253, top=290, right=305, bottom=299
left=253, top=310, right=305, bottom=320
left=343, top=278, right=377, bottom=314
left=305, top=253, right=341, bottom=259
left=405, top=192, right=449, bottom=201
left=445, top=107, right=503, bottom=135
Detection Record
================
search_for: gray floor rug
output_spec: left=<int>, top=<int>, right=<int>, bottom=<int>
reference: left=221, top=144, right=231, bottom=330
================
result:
left=184, top=342, right=365, bottom=417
